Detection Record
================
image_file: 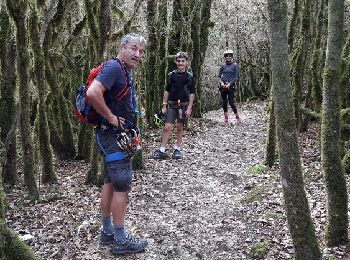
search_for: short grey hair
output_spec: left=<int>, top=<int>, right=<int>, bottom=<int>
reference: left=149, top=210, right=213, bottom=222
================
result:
left=121, top=33, right=147, bottom=47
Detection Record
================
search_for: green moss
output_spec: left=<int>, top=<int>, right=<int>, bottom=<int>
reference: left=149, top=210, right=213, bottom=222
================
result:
left=247, top=240, right=272, bottom=259
left=244, top=186, right=265, bottom=203
left=247, top=164, right=267, bottom=176
left=0, top=223, right=36, bottom=260
left=342, top=150, right=350, bottom=175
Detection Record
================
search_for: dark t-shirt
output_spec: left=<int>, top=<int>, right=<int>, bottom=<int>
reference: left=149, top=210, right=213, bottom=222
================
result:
left=95, top=59, right=135, bottom=127
left=166, top=71, right=195, bottom=102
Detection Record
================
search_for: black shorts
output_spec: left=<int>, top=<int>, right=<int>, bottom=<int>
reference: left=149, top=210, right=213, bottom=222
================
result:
left=165, top=101, right=189, bottom=124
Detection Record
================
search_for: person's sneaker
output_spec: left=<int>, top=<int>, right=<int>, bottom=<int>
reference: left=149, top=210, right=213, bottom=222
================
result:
left=172, top=149, right=182, bottom=159
left=112, top=233, right=148, bottom=255
left=99, top=230, right=114, bottom=246
left=235, top=114, right=241, bottom=124
left=152, top=150, right=167, bottom=159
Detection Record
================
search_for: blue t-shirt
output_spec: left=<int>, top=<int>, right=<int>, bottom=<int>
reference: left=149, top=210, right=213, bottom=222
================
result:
left=95, top=59, right=135, bottom=127
left=218, top=61, right=238, bottom=86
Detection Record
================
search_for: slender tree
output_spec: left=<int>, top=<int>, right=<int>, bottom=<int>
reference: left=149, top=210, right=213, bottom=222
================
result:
left=0, top=8, right=17, bottom=186
left=29, top=6, right=57, bottom=184
left=267, top=0, right=321, bottom=258
left=6, top=0, right=39, bottom=200
left=145, top=0, right=159, bottom=125
left=265, top=96, right=276, bottom=167
left=0, top=112, right=35, bottom=260
left=321, top=0, right=348, bottom=246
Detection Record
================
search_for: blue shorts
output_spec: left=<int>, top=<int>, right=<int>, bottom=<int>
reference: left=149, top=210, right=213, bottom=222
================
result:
left=96, top=128, right=132, bottom=192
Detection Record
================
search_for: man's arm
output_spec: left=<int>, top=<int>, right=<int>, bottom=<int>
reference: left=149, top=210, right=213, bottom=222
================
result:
left=86, top=80, right=124, bottom=127
left=161, top=91, right=169, bottom=114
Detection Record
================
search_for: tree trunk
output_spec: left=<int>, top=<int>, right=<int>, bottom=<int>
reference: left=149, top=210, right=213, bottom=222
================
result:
left=98, top=0, right=111, bottom=59
left=167, top=0, right=183, bottom=73
left=0, top=161, right=35, bottom=259
left=145, top=0, right=159, bottom=126
left=29, top=7, right=57, bottom=184
left=267, top=0, right=321, bottom=258
left=311, top=0, right=327, bottom=112
left=290, top=0, right=311, bottom=131
left=265, top=97, right=276, bottom=167
left=156, top=0, right=168, bottom=109
left=0, top=10, right=17, bottom=186
left=321, top=0, right=348, bottom=246
left=7, top=0, right=39, bottom=200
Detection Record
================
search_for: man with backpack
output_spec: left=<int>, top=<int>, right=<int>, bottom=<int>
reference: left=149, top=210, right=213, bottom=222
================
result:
left=86, top=33, right=147, bottom=255
left=218, top=49, right=241, bottom=124
left=152, top=52, right=195, bottom=160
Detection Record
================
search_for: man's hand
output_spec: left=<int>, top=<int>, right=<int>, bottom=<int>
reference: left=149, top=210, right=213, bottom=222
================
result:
left=161, top=107, right=167, bottom=115
left=108, top=115, right=125, bottom=128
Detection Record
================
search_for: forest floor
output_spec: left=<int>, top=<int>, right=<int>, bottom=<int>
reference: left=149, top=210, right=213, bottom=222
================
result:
left=5, top=100, right=350, bottom=260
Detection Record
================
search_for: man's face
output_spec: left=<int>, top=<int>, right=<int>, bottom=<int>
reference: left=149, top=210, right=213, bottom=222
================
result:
left=224, top=54, right=233, bottom=62
left=119, top=40, right=145, bottom=69
left=175, top=58, right=187, bottom=71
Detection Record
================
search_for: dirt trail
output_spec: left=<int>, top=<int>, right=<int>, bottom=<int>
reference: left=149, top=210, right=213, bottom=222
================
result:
left=87, top=102, right=268, bottom=260
left=6, top=102, right=271, bottom=260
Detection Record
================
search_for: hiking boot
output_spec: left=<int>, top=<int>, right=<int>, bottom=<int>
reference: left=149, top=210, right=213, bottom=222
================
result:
left=152, top=149, right=167, bottom=159
left=172, top=149, right=182, bottom=159
left=235, top=114, right=241, bottom=124
left=112, top=233, right=148, bottom=255
left=99, top=230, right=114, bottom=246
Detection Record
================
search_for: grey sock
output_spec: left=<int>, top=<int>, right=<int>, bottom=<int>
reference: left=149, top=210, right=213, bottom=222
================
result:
left=102, top=216, right=114, bottom=234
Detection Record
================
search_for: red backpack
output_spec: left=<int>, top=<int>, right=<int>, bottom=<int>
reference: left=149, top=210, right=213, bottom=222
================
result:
left=73, top=58, right=129, bottom=126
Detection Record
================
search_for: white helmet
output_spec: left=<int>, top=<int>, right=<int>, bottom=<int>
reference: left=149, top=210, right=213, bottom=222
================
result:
left=224, top=49, right=234, bottom=57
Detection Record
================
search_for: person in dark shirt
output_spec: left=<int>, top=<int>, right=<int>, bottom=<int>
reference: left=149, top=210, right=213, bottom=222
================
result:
left=218, top=49, right=241, bottom=123
left=86, top=33, right=148, bottom=256
left=153, top=52, right=195, bottom=159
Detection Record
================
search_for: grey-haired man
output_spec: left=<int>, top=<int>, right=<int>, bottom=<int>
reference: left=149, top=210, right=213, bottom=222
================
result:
left=87, top=33, right=148, bottom=255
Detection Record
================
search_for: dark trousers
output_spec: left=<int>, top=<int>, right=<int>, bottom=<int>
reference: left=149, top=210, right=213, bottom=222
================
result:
left=220, top=90, right=237, bottom=114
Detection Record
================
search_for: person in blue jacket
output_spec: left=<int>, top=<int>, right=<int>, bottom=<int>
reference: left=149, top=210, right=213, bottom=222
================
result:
left=218, top=49, right=241, bottom=123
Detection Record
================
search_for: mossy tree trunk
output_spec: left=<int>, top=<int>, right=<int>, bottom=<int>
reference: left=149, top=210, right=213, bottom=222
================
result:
left=166, top=0, right=183, bottom=73
left=156, top=0, right=168, bottom=113
left=145, top=0, right=159, bottom=125
left=0, top=8, right=17, bottom=186
left=0, top=143, right=35, bottom=260
left=42, top=0, right=76, bottom=160
left=267, top=0, right=321, bottom=258
left=288, top=0, right=300, bottom=51
left=6, top=0, right=39, bottom=200
left=265, top=96, right=276, bottom=167
left=290, top=0, right=311, bottom=131
left=29, top=7, right=57, bottom=184
left=321, top=0, right=348, bottom=246
left=340, top=28, right=350, bottom=108
left=98, top=0, right=111, bottom=59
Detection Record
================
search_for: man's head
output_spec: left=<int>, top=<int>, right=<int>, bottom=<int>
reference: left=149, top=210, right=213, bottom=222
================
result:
left=118, top=33, right=147, bottom=69
left=223, top=49, right=234, bottom=62
left=175, top=51, right=189, bottom=72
